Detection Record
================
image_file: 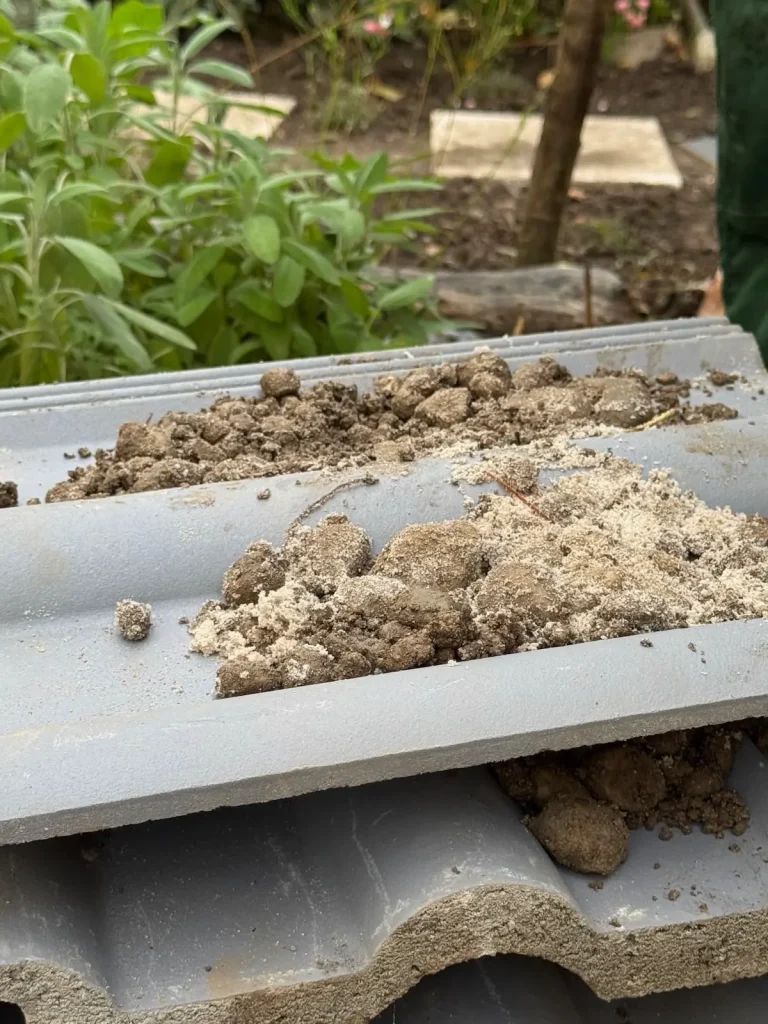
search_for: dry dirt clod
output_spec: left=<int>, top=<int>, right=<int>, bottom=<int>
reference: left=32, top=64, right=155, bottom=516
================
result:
left=43, top=355, right=738, bottom=504
left=528, top=796, right=629, bottom=876
left=0, top=481, right=18, bottom=508
left=373, top=520, right=484, bottom=591
left=216, top=654, right=281, bottom=697
left=222, top=541, right=286, bottom=606
left=285, top=514, right=371, bottom=593
left=260, top=367, right=301, bottom=399
left=115, top=599, right=152, bottom=641
left=582, top=746, right=667, bottom=813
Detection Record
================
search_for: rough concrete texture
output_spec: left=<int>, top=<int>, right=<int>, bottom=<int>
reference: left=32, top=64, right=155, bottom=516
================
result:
left=2, top=743, right=768, bottom=1023
left=430, top=112, right=684, bottom=187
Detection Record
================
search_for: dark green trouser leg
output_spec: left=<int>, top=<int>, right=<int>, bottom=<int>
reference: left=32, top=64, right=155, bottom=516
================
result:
left=713, top=0, right=768, bottom=364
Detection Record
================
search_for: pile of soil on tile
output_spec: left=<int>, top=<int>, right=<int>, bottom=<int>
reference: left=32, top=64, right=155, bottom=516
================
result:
left=45, top=355, right=736, bottom=503
left=495, top=725, right=749, bottom=877
left=189, top=456, right=768, bottom=705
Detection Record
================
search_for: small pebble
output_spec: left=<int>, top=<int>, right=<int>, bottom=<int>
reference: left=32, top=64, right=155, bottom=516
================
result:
left=63, top=452, right=76, bottom=459
left=115, top=599, right=152, bottom=641
left=640, top=638, right=653, bottom=648
left=26, top=497, right=41, bottom=506
left=588, top=880, right=604, bottom=891
left=667, top=889, right=680, bottom=901
left=653, top=862, right=661, bottom=870
left=699, top=903, right=709, bottom=913
left=257, top=488, right=271, bottom=500
left=659, top=826, right=673, bottom=842
left=78, top=446, right=92, bottom=458
left=729, top=843, right=742, bottom=853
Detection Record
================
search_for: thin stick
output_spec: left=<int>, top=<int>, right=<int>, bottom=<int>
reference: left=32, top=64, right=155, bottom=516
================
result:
left=287, top=473, right=379, bottom=535
left=485, top=471, right=553, bottom=522
left=629, top=407, right=677, bottom=432
left=583, top=260, right=593, bottom=327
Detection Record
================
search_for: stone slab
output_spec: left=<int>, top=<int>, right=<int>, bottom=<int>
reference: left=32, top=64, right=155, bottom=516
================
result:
left=431, top=111, right=684, bottom=188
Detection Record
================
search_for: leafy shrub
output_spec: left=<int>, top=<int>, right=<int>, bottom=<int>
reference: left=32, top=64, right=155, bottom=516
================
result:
left=0, top=0, right=439, bottom=386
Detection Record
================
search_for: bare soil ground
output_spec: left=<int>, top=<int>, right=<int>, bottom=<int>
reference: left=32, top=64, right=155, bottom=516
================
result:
left=207, top=30, right=719, bottom=330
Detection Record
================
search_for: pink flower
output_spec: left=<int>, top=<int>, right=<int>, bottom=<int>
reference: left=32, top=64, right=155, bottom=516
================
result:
left=637, top=0, right=650, bottom=8
left=362, top=17, right=387, bottom=35
left=615, top=0, right=629, bottom=10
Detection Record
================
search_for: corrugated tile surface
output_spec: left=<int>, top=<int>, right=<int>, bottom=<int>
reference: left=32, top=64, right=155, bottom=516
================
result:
left=1, top=319, right=768, bottom=845
left=1, top=746, right=767, bottom=1022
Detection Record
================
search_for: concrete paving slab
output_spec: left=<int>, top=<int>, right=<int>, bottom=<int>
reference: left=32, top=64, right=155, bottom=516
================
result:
left=431, top=111, right=684, bottom=187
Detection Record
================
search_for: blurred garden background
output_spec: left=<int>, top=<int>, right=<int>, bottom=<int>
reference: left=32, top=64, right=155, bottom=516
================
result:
left=0, top=0, right=716, bottom=386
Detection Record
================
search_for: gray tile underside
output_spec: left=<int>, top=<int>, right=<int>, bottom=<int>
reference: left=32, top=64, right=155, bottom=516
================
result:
left=1, top=319, right=768, bottom=844
left=374, top=953, right=768, bottom=1022
left=3, top=742, right=768, bottom=1022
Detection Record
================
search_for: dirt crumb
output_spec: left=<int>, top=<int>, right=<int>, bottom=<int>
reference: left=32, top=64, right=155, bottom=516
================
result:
left=115, top=599, right=152, bottom=641
left=260, top=367, right=301, bottom=399
left=44, top=355, right=737, bottom=503
left=0, top=481, right=18, bottom=508
left=222, top=541, right=285, bottom=606
left=496, top=723, right=748, bottom=876
left=528, top=796, right=629, bottom=876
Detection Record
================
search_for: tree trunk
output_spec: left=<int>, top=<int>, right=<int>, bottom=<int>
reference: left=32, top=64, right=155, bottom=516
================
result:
left=517, top=0, right=610, bottom=267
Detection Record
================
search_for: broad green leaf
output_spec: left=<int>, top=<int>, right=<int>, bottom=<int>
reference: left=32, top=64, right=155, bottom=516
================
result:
left=282, top=239, right=340, bottom=286
left=231, top=281, right=283, bottom=323
left=0, top=112, right=25, bottom=152
left=23, top=64, right=72, bottom=134
left=376, top=207, right=442, bottom=222
left=174, top=245, right=225, bottom=306
left=82, top=294, right=153, bottom=372
left=107, top=299, right=196, bottom=350
left=290, top=323, right=317, bottom=357
left=114, top=250, right=166, bottom=278
left=124, top=83, right=156, bottom=104
left=259, top=321, right=290, bottom=360
left=377, top=276, right=434, bottom=312
left=50, top=182, right=107, bottom=205
left=145, top=138, right=193, bottom=186
left=54, top=236, right=123, bottom=296
left=177, top=181, right=234, bottom=200
left=340, top=277, right=370, bottom=318
left=272, top=255, right=304, bottom=307
left=181, top=19, right=234, bottom=64
left=355, top=153, right=388, bottom=195
left=0, top=69, right=23, bottom=112
left=34, top=27, right=84, bottom=48
left=190, top=59, right=253, bottom=88
left=243, top=214, right=280, bottom=265
left=71, top=52, right=107, bottom=104
left=368, top=180, right=442, bottom=195
left=177, top=289, right=217, bottom=326
left=339, top=208, right=365, bottom=247
left=110, top=1, right=164, bottom=33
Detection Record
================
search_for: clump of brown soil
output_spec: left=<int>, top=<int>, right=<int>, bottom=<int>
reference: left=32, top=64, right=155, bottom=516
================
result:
left=0, top=481, right=18, bottom=508
left=45, top=355, right=736, bottom=503
left=496, top=725, right=749, bottom=876
left=115, top=599, right=153, bottom=641
left=189, top=457, right=768, bottom=701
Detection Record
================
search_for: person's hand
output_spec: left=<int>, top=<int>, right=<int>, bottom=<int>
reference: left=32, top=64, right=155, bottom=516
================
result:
left=698, top=269, right=724, bottom=317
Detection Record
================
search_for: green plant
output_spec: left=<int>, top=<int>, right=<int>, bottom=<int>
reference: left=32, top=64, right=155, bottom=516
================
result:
left=0, top=0, right=440, bottom=386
